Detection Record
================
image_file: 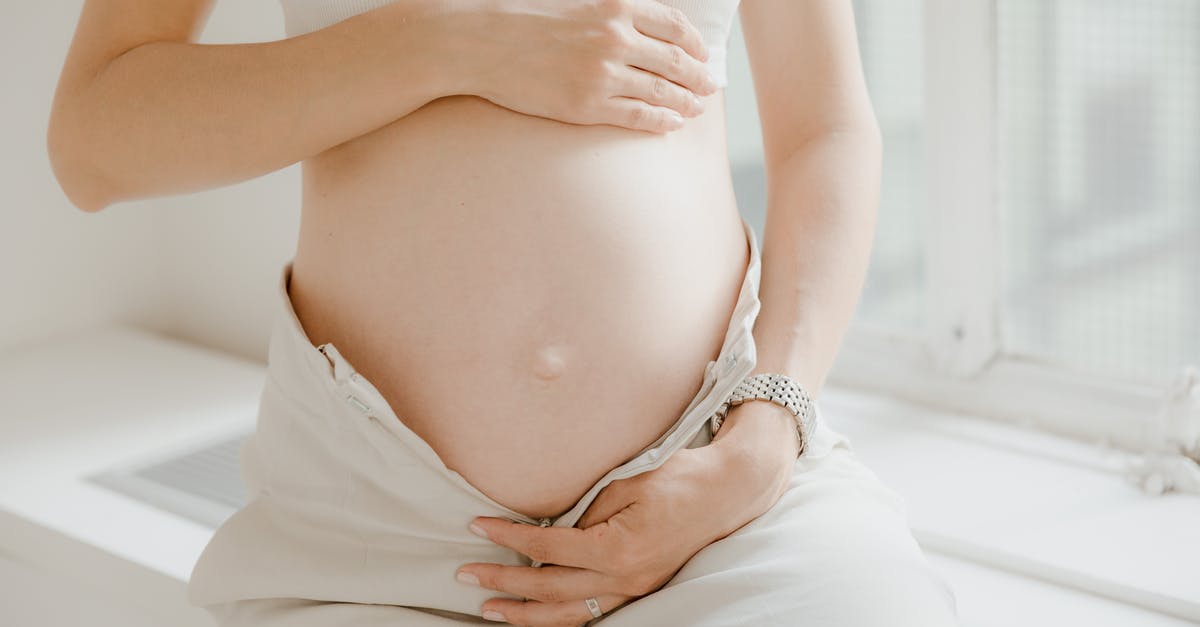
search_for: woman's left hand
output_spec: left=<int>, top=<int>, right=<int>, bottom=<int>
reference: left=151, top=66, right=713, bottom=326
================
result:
left=455, top=401, right=799, bottom=627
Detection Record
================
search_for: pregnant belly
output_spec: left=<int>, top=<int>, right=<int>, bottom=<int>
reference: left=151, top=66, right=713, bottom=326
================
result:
left=289, top=93, right=748, bottom=519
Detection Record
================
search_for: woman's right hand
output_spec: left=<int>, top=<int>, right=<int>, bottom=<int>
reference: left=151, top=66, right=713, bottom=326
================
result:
left=441, top=0, right=719, bottom=133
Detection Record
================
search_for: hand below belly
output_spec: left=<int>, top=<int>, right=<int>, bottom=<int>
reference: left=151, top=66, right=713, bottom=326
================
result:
left=288, top=93, right=749, bottom=519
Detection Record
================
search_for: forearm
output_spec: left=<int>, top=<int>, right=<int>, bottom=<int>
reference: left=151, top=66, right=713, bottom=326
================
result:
left=751, top=124, right=881, bottom=395
left=48, top=0, right=456, bottom=211
left=715, top=123, right=881, bottom=454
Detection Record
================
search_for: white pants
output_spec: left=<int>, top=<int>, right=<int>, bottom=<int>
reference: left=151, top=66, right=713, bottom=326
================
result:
left=188, top=218, right=959, bottom=626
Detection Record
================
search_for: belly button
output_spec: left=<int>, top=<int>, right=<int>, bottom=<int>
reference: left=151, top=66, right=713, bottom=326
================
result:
left=531, top=346, right=566, bottom=381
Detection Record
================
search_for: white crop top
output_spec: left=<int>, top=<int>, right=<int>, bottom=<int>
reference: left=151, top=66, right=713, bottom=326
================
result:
left=278, top=0, right=741, bottom=87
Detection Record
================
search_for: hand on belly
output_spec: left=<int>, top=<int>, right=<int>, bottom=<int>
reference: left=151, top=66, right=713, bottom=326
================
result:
left=452, top=408, right=797, bottom=626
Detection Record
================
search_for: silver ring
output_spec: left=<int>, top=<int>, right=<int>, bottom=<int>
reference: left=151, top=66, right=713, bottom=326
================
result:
left=584, top=597, right=603, bottom=618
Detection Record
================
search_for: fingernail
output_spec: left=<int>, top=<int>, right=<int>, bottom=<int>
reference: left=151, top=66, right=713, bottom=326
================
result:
left=705, top=72, right=719, bottom=93
left=455, top=570, right=479, bottom=586
left=692, top=94, right=705, bottom=114
left=482, top=610, right=506, bottom=622
left=469, top=522, right=489, bottom=539
left=667, top=112, right=684, bottom=129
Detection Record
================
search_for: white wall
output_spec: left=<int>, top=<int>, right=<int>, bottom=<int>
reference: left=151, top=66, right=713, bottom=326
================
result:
left=154, top=1, right=302, bottom=363
left=1, top=2, right=166, bottom=351
left=725, top=17, right=766, bottom=169
left=2, top=1, right=299, bottom=363
left=3, top=2, right=763, bottom=364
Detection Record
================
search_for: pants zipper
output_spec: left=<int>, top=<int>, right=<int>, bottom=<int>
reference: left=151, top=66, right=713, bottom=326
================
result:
left=522, top=517, right=555, bottom=568
left=320, top=343, right=555, bottom=529
left=595, top=375, right=733, bottom=483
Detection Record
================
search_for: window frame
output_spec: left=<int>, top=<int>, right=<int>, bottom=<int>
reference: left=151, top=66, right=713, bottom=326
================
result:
left=829, top=0, right=1200, bottom=456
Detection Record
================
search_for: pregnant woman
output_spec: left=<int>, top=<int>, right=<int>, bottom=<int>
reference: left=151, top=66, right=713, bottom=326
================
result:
left=49, top=0, right=957, bottom=625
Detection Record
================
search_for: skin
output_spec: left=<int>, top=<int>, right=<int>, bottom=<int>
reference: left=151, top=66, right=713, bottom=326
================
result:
left=48, top=1, right=880, bottom=626
left=458, top=3, right=882, bottom=624
left=47, top=0, right=718, bottom=210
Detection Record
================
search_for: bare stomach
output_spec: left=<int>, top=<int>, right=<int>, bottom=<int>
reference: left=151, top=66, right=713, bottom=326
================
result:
left=288, top=92, right=748, bottom=519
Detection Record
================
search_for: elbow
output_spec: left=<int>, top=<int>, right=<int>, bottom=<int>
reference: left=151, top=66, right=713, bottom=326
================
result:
left=858, top=113, right=884, bottom=187
left=855, top=114, right=884, bottom=217
left=836, top=113, right=883, bottom=164
left=861, top=113, right=883, bottom=156
left=828, top=113, right=883, bottom=188
left=46, top=115, right=117, bottom=213
left=55, top=173, right=114, bottom=213
left=830, top=108, right=882, bottom=153
left=768, top=110, right=883, bottom=170
left=862, top=114, right=883, bottom=169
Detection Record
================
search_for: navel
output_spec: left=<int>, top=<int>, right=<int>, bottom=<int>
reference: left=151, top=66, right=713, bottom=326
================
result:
left=530, top=345, right=567, bottom=381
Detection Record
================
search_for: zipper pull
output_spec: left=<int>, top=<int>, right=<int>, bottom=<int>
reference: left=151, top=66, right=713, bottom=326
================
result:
left=523, top=518, right=554, bottom=569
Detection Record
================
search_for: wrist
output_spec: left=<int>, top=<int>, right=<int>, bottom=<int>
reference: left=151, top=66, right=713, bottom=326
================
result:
left=713, top=371, right=813, bottom=455
left=375, top=0, right=489, bottom=99
left=422, top=0, right=507, bottom=99
left=710, top=401, right=800, bottom=483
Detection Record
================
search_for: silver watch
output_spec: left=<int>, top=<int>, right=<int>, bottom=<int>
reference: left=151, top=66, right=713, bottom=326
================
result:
left=710, top=373, right=815, bottom=455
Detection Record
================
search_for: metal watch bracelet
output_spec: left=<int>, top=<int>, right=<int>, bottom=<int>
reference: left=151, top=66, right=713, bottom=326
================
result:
left=709, top=373, right=815, bottom=456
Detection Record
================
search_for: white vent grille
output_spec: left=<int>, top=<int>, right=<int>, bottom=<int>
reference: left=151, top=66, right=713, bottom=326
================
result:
left=90, top=431, right=252, bottom=529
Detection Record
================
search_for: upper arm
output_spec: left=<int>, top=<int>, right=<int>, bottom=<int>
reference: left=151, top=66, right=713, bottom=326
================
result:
left=48, top=0, right=216, bottom=208
left=57, top=0, right=216, bottom=85
left=738, top=0, right=879, bottom=163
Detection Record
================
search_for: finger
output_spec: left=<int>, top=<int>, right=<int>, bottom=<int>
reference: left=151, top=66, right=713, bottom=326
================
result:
left=457, top=563, right=618, bottom=603
left=618, top=66, right=705, bottom=118
left=625, top=35, right=717, bottom=98
left=482, top=594, right=629, bottom=627
left=600, top=96, right=684, bottom=134
left=470, top=517, right=619, bottom=571
left=577, top=480, right=633, bottom=530
left=630, top=1, right=709, bottom=65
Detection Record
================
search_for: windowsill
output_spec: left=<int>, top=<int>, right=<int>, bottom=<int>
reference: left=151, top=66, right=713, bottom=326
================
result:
left=0, top=326, right=1196, bottom=625
left=818, top=386, right=1200, bottom=625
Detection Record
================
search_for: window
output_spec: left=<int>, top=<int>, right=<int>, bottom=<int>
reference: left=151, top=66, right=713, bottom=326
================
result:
left=726, top=1, right=1200, bottom=452
left=999, top=0, right=1200, bottom=386
left=854, top=0, right=926, bottom=332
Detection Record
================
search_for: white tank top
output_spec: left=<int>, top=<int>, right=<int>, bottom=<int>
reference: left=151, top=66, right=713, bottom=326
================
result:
left=278, top=0, right=741, bottom=87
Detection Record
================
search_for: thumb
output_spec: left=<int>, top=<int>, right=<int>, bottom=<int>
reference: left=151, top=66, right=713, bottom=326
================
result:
left=577, top=480, right=634, bottom=530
